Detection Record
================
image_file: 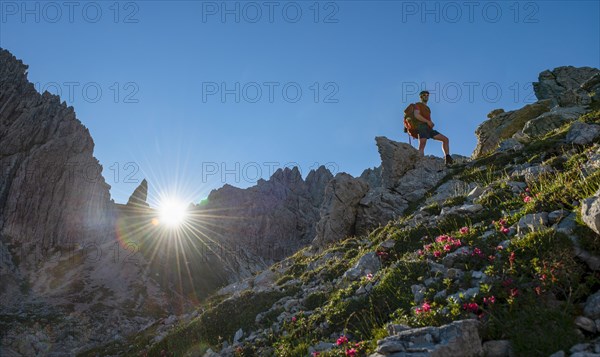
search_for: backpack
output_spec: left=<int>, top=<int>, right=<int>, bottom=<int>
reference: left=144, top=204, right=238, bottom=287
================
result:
left=403, top=103, right=420, bottom=139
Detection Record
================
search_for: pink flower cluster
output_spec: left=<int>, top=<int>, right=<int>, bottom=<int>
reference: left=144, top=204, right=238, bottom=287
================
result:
left=463, top=302, right=479, bottom=313
left=336, top=335, right=349, bottom=346
left=345, top=348, right=357, bottom=356
left=483, top=296, right=496, bottom=305
left=493, top=218, right=510, bottom=234
left=415, top=301, right=431, bottom=314
left=459, top=226, right=469, bottom=235
left=376, top=251, right=389, bottom=260
left=422, top=235, right=462, bottom=259
left=472, top=247, right=484, bottom=258
left=521, top=187, right=534, bottom=203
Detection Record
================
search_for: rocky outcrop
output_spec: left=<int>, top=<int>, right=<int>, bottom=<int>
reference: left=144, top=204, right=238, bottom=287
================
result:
left=521, top=106, right=587, bottom=138
left=126, top=179, right=149, bottom=207
left=313, top=137, right=451, bottom=248
left=312, top=173, right=369, bottom=248
left=533, top=66, right=600, bottom=106
left=370, top=320, right=483, bottom=357
left=474, top=66, right=600, bottom=158
left=0, top=48, right=173, bottom=356
left=355, top=187, right=408, bottom=235
left=0, top=49, right=112, bottom=253
left=566, top=122, right=600, bottom=146
left=473, top=100, right=552, bottom=158
left=582, top=190, right=600, bottom=236
left=195, top=166, right=333, bottom=278
left=376, top=136, right=419, bottom=189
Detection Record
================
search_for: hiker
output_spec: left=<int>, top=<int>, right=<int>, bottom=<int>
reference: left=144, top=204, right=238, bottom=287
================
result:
left=412, top=90, right=453, bottom=165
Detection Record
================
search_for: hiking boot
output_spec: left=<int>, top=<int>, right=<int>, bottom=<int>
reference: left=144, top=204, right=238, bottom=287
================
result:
left=445, top=155, right=454, bottom=166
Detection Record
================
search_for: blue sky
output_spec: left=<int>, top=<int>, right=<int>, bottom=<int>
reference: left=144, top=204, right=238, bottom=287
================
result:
left=2, top=0, right=599, bottom=205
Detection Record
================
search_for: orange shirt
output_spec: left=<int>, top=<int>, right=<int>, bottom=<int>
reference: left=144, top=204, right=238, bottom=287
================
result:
left=414, top=102, right=431, bottom=122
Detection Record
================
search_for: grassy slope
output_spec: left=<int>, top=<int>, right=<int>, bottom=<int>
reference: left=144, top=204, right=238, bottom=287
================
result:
left=81, top=111, right=600, bottom=357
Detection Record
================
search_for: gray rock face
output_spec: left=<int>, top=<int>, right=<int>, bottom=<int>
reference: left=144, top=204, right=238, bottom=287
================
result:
left=426, top=180, right=475, bottom=205
left=582, top=190, right=600, bottom=236
left=566, top=122, right=600, bottom=146
left=372, top=319, right=482, bottom=357
left=343, top=252, right=381, bottom=280
left=360, top=165, right=383, bottom=189
left=375, top=136, right=419, bottom=189
left=584, top=290, right=600, bottom=320
left=0, top=49, right=112, bottom=253
left=312, top=173, right=369, bottom=248
left=473, top=100, right=552, bottom=158
left=497, top=138, right=524, bottom=153
left=0, top=48, right=172, bottom=355
left=474, top=66, right=600, bottom=159
left=533, top=66, right=600, bottom=105
left=395, top=157, right=447, bottom=201
left=198, top=165, right=333, bottom=270
left=126, top=179, right=149, bottom=207
left=517, top=212, right=549, bottom=233
left=522, top=106, right=587, bottom=138
left=355, top=187, right=408, bottom=236
left=482, top=340, right=514, bottom=357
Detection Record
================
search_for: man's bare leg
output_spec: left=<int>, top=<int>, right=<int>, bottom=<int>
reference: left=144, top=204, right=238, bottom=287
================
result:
left=418, top=138, right=427, bottom=156
left=432, top=134, right=450, bottom=156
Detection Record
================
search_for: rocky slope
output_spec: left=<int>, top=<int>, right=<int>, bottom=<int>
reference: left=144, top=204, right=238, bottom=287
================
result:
left=3, top=46, right=600, bottom=356
left=85, top=65, right=600, bottom=357
left=0, top=49, right=175, bottom=356
left=473, top=66, right=600, bottom=158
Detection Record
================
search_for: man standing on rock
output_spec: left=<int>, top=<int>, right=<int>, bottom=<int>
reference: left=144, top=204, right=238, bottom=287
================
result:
left=413, top=90, right=453, bottom=165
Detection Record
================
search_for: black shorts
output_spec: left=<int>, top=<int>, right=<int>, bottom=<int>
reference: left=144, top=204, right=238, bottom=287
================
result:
left=416, top=124, right=440, bottom=139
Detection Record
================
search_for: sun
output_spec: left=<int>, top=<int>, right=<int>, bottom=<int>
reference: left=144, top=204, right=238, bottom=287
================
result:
left=158, top=198, right=189, bottom=228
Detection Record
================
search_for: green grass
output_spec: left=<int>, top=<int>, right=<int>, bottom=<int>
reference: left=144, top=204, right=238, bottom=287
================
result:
left=85, top=110, right=600, bottom=357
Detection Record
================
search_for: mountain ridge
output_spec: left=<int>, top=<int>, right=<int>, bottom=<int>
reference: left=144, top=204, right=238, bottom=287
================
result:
left=2, top=46, right=600, bottom=356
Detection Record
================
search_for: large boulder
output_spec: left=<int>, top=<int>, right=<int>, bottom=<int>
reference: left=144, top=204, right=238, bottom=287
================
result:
left=394, top=157, right=448, bottom=201
left=312, top=173, right=369, bottom=248
left=375, top=136, right=419, bottom=189
left=370, top=319, right=483, bottom=357
left=533, top=66, right=600, bottom=105
left=566, top=121, right=600, bottom=146
left=473, top=99, right=552, bottom=158
left=582, top=190, right=600, bottom=236
left=521, top=106, right=587, bottom=138
left=355, top=187, right=408, bottom=235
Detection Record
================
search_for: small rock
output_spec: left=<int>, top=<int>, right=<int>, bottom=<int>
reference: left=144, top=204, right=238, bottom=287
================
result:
left=447, top=268, right=464, bottom=280
left=387, top=324, right=411, bottom=335
left=575, top=316, right=597, bottom=333
left=434, top=290, right=447, bottom=301
left=584, top=291, right=600, bottom=319
left=379, top=239, right=396, bottom=249
left=570, top=343, right=591, bottom=353
left=233, top=328, right=243, bottom=343
left=483, top=340, right=513, bottom=357
left=549, top=209, right=569, bottom=224
left=411, top=284, right=426, bottom=304
left=467, top=186, right=484, bottom=201
left=517, top=212, right=549, bottom=233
